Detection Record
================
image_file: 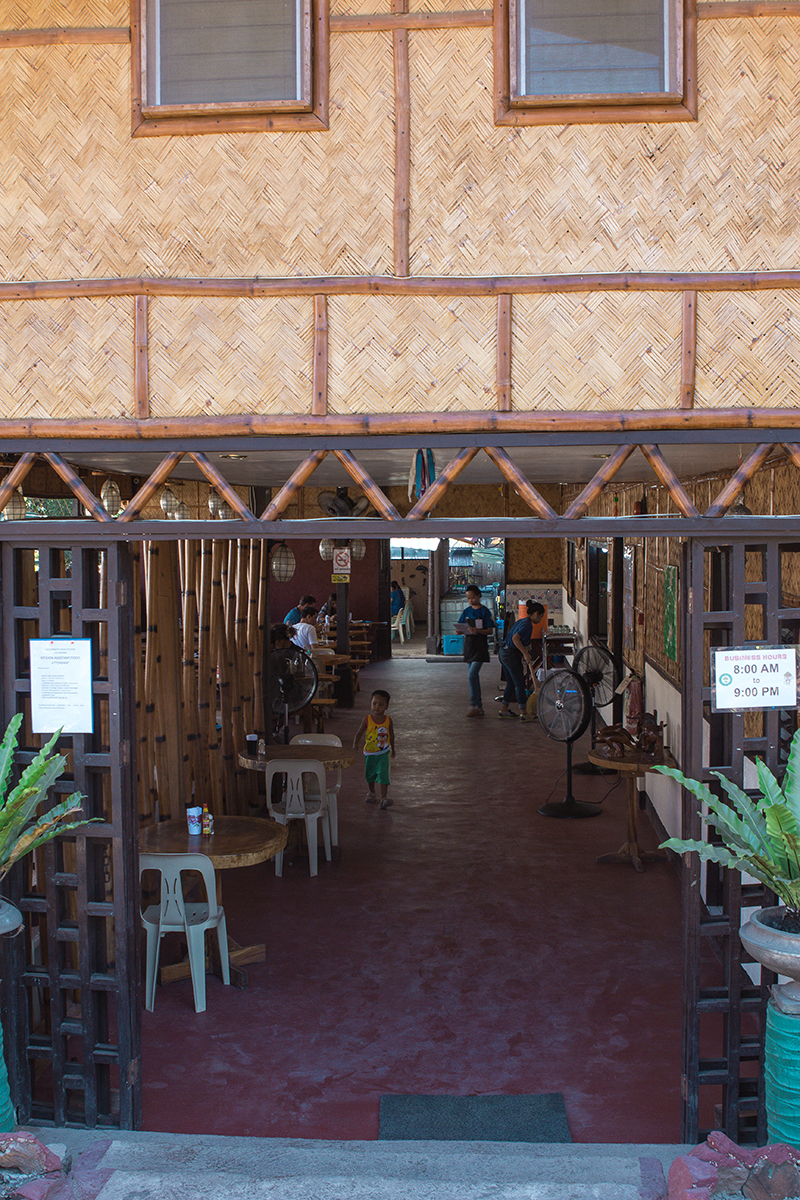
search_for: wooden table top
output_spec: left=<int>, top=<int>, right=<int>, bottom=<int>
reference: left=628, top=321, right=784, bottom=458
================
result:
left=139, top=815, right=288, bottom=869
left=588, top=747, right=678, bottom=777
left=238, top=744, right=358, bottom=771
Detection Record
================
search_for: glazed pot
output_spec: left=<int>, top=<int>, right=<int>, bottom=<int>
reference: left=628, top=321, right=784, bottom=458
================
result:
left=740, top=906, right=800, bottom=1014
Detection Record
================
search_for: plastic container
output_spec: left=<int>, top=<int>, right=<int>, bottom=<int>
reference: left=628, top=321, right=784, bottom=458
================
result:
left=442, top=635, right=464, bottom=655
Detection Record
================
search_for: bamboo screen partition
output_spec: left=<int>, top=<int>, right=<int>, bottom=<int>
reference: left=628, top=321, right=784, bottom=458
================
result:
left=134, top=538, right=268, bottom=826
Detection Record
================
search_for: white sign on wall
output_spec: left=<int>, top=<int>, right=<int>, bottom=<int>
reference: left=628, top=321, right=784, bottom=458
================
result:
left=30, top=639, right=94, bottom=733
left=712, top=645, right=799, bottom=712
left=332, top=546, right=351, bottom=574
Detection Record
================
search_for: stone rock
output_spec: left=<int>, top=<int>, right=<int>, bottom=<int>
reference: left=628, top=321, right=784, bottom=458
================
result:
left=668, top=1134, right=800, bottom=1200
left=0, top=1133, right=62, bottom=1177
left=742, top=1159, right=800, bottom=1200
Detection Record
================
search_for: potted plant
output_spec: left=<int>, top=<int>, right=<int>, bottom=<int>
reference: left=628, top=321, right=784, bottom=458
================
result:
left=0, top=713, right=93, bottom=1133
left=654, top=726, right=800, bottom=1144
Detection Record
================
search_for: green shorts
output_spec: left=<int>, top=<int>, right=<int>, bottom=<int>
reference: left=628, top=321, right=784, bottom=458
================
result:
left=365, top=753, right=390, bottom=786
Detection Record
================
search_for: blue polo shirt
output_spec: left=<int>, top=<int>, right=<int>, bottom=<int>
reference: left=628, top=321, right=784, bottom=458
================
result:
left=503, top=617, right=534, bottom=655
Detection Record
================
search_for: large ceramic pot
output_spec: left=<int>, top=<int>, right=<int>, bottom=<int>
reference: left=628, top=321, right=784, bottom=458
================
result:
left=0, top=899, right=21, bottom=1132
left=740, top=906, right=800, bottom=1013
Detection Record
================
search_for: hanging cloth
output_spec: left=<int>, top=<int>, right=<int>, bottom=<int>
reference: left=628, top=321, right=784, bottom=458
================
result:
left=408, top=450, right=437, bottom=502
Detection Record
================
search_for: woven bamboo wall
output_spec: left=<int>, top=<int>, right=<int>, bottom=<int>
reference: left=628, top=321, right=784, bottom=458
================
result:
left=2, top=7, right=800, bottom=417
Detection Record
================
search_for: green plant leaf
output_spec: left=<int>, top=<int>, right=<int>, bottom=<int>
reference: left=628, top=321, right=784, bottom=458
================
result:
left=764, top=802, right=800, bottom=878
left=710, top=773, right=773, bottom=859
left=0, top=714, right=23, bottom=809
left=755, top=758, right=785, bottom=809
left=660, top=836, right=758, bottom=874
left=782, top=727, right=800, bottom=826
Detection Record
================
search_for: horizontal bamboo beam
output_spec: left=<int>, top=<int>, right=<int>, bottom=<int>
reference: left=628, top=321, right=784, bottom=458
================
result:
left=698, top=2, right=800, bottom=15
left=5, top=271, right=800, bottom=303
left=0, top=27, right=130, bottom=45
left=4, top=408, right=800, bottom=441
left=331, top=10, right=492, bottom=29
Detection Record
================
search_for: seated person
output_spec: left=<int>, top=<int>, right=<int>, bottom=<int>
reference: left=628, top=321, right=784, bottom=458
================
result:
left=390, top=580, right=404, bottom=616
left=284, top=594, right=316, bottom=626
left=291, top=608, right=319, bottom=652
left=268, top=624, right=296, bottom=719
left=318, top=592, right=337, bottom=620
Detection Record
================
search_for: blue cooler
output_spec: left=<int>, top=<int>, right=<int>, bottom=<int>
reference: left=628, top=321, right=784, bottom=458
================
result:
left=442, top=635, right=464, bottom=655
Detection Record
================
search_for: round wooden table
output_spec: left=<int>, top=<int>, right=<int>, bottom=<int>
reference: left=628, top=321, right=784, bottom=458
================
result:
left=589, top=747, right=677, bottom=873
left=139, top=815, right=288, bottom=987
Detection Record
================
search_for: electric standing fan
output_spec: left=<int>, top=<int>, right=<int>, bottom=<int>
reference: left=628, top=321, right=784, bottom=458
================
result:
left=536, top=668, right=601, bottom=818
left=273, top=649, right=319, bottom=742
left=572, top=643, right=620, bottom=774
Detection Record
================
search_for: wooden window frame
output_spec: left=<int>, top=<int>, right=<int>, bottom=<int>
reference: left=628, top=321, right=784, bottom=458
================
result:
left=494, top=0, right=696, bottom=127
left=131, top=0, right=329, bottom=136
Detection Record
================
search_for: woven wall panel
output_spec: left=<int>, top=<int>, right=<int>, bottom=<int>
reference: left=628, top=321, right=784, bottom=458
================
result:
left=0, top=37, right=393, bottom=282
left=328, top=295, right=496, bottom=413
left=5, top=0, right=126, bottom=25
left=0, top=298, right=134, bottom=418
left=511, top=293, right=681, bottom=411
left=695, top=292, right=800, bottom=409
left=411, top=22, right=800, bottom=277
left=148, top=298, right=312, bottom=417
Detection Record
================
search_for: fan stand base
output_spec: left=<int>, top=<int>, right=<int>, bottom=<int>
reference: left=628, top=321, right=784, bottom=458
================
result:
left=538, top=796, right=603, bottom=819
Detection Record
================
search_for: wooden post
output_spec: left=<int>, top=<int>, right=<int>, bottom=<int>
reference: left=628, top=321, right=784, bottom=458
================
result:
left=393, top=0, right=410, bottom=277
left=134, top=295, right=149, bottom=419
left=496, top=295, right=512, bottom=411
left=313, top=295, right=328, bottom=416
left=681, top=290, right=697, bottom=409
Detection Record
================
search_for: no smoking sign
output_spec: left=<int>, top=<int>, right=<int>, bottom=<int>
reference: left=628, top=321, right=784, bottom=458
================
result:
left=332, top=547, right=351, bottom=574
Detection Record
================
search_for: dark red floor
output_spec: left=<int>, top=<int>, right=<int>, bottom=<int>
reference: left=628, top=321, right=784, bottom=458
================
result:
left=140, top=658, right=683, bottom=1143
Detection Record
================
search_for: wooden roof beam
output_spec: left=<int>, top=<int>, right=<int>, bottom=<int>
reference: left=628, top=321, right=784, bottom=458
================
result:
left=563, top=445, right=637, bottom=520
left=0, top=453, right=37, bottom=515
left=117, top=451, right=185, bottom=522
left=482, top=446, right=557, bottom=519
left=259, top=450, right=328, bottom=520
left=42, top=453, right=113, bottom=522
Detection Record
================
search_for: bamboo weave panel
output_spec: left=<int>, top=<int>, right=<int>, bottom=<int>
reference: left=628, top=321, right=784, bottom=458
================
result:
left=328, top=295, right=497, bottom=413
left=148, top=298, right=313, bottom=417
left=0, top=298, right=134, bottom=418
left=695, top=292, right=800, bottom=409
left=511, top=293, right=682, bottom=412
left=5, top=0, right=126, bottom=25
left=410, top=22, right=800, bottom=277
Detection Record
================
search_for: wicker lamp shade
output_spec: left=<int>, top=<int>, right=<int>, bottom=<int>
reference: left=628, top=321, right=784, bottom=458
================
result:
left=100, top=478, right=122, bottom=516
left=350, top=539, right=366, bottom=561
left=319, top=538, right=334, bottom=561
left=208, top=490, right=222, bottom=518
left=175, top=500, right=192, bottom=521
left=2, top=489, right=26, bottom=521
left=160, top=487, right=179, bottom=518
left=217, top=499, right=235, bottom=521
left=271, top=544, right=296, bottom=582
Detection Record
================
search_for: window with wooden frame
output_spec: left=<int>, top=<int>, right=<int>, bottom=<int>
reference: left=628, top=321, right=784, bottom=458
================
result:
left=132, top=0, right=328, bottom=136
left=494, top=0, right=696, bottom=126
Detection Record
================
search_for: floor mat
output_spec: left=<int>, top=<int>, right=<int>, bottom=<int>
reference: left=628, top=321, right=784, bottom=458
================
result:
left=378, top=1094, right=572, bottom=1142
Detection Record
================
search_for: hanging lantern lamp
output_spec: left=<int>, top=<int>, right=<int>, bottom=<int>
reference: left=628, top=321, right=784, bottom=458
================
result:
left=318, top=538, right=334, bottom=561
left=208, top=490, right=222, bottom=518
left=2, top=489, right=26, bottom=521
left=217, top=499, right=235, bottom=520
left=271, top=544, right=296, bottom=582
left=100, top=478, right=122, bottom=517
left=176, top=500, right=191, bottom=521
left=160, top=486, right=179, bottom=518
left=350, top=539, right=366, bottom=561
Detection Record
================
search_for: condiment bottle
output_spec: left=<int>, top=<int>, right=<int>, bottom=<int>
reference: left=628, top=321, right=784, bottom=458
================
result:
left=201, top=804, right=211, bottom=837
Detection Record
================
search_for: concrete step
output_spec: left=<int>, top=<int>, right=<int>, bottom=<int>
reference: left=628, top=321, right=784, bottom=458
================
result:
left=26, top=1129, right=689, bottom=1200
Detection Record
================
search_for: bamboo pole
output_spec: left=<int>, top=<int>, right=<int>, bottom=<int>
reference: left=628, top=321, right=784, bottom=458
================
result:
left=180, top=540, right=202, bottom=811
left=483, top=446, right=557, bottom=518
left=260, top=451, right=328, bottom=520
left=563, top=445, right=638, bottom=519
left=406, top=447, right=480, bottom=518
left=313, top=296, right=328, bottom=417
left=640, top=444, right=700, bottom=518
left=781, top=443, right=800, bottom=474
left=331, top=450, right=402, bottom=520
left=196, top=540, right=217, bottom=812
left=0, top=453, right=36, bottom=513
left=704, top=445, right=775, bottom=516
left=681, top=291, right=697, bottom=409
left=254, top=541, right=270, bottom=734
left=187, top=451, right=256, bottom=521
left=393, top=0, right=410, bottom=278
left=41, top=453, right=112, bottom=522
left=135, top=296, right=149, bottom=420
left=496, top=296, right=512, bottom=412
left=0, top=26, right=130, bottom=45
left=118, top=451, right=185, bottom=522
left=211, top=540, right=236, bottom=814
left=698, top=1, right=800, bottom=15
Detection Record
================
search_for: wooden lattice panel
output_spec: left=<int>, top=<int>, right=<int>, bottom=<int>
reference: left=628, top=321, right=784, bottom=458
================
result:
left=511, top=293, right=681, bottom=411
left=148, top=297, right=313, bottom=417
left=0, top=298, right=134, bottom=418
left=328, top=295, right=496, bottom=413
left=695, top=292, right=800, bottom=409
left=4, top=0, right=126, bottom=26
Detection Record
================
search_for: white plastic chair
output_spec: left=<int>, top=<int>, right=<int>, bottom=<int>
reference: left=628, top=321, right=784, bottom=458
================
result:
left=139, top=852, right=230, bottom=1014
left=291, top=734, right=342, bottom=847
left=402, top=587, right=415, bottom=634
left=265, top=759, right=332, bottom=877
left=391, top=606, right=406, bottom=642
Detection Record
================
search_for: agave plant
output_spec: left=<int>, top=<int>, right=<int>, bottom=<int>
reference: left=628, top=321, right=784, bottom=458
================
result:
left=655, top=726, right=800, bottom=930
left=0, top=713, right=92, bottom=881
